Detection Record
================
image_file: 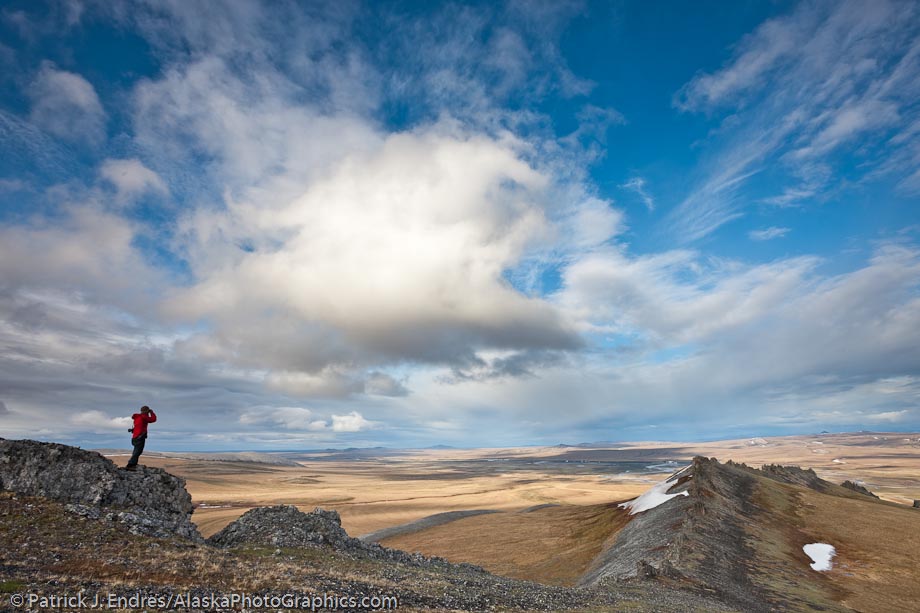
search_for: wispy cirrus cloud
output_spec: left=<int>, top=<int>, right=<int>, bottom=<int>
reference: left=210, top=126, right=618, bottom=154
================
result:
left=620, top=176, right=655, bottom=211
left=749, top=226, right=790, bottom=241
left=668, top=0, right=920, bottom=241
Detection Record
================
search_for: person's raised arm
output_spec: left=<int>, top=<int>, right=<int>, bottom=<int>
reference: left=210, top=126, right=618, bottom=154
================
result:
left=146, top=409, right=157, bottom=423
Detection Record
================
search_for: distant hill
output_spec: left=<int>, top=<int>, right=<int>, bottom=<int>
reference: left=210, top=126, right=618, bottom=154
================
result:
left=94, top=449, right=302, bottom=466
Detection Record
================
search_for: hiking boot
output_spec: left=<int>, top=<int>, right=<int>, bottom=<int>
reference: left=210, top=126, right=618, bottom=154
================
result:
left=125, top=465, right=137, bottom=471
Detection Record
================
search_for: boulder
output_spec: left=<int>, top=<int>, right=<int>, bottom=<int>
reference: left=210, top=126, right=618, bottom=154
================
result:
left=0, top=438, right=201, bottom=541
left=208, top=505, right=353, bottom=550
left=209, top=504, right=483, bottom=571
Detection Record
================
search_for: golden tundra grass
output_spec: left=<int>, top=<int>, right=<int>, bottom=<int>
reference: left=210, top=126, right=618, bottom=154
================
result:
left=380, top=502, right=632, bottom=586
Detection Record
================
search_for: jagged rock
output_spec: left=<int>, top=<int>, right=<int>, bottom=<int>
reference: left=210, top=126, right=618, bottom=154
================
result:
left=758, top=464, right=830, bottom=492
left=0, top=438, right=201, bottom=541
left=637, top=559, right=658, bottom=579
left=636, top=559, right=682, bottom=580
left=841, top=480, right=879, bottom=499
left=208, top=504, right=484, bottom=572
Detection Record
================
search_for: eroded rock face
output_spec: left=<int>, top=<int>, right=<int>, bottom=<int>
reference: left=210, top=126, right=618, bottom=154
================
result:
left=840, top=480, right=880, bottom=499
left=208, top=504, right=482, bottom=571
left=758, top=464, right=830, bottom=492
left=0, top=438, right=200, bottom=541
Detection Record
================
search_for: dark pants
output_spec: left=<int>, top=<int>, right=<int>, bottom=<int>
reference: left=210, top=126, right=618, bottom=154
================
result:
left=127, top=433, right=147, bottom=467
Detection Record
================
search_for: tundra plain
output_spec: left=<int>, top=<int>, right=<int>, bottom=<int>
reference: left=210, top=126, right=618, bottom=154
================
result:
left=91, top=432, right=920, bottom=610
left=106, top=431, right=920, bottom=537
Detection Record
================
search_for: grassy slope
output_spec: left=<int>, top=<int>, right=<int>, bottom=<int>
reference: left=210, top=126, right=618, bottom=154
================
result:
left=731, top=465, right=920, bottom=612
left=380, top=502, right=632, bottom=586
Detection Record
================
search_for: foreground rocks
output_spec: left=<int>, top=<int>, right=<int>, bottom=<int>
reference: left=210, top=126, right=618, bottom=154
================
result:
left=0, top=438, right=200, bottom=540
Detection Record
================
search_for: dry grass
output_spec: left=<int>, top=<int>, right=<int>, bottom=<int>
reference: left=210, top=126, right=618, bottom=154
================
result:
left=795, top=489, right=920, bottom=612
left=128, top=455, right=649, bottom=538
left=380, top=502, right=631, bottom=586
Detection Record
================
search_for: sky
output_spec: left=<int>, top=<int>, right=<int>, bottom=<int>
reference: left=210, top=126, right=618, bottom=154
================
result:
left=0, top=0, right=918, bottom=451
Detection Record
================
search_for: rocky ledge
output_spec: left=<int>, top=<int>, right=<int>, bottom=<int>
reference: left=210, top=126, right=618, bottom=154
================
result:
left=841, top=480, right=880, bottom=499
left=0, top=438, right=200, bottom=541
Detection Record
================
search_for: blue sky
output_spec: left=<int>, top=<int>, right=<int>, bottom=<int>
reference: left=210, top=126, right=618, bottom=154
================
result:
left=1, top=0, right=918, bottom=450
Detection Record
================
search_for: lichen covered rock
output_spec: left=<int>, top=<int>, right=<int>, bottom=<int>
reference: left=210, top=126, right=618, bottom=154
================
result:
left=0, top=438, right=200, bottom=541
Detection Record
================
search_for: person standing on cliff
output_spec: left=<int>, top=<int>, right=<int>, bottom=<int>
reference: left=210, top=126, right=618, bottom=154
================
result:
left=125, top=406, right=156, bottom=471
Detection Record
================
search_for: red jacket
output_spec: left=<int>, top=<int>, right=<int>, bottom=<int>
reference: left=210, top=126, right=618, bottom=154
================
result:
left=132, top=410, right=157, bottom=438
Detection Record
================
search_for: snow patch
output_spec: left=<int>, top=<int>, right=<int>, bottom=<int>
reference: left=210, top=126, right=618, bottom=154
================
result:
left=832, top=458, right=845, bottom=464
left=618, top=471, right=690, bottom=515
left=803, top=543, right=836, bottom=571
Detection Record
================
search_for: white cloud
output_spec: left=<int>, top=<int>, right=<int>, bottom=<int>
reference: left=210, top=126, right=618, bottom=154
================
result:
left=28, top=61, right=105, bottom=143
left=99, top=158, right=168, bottom=201
left=560, top=247, right=819, bottom=344
left=403, top=244, right=920, bottom=440
left=240, top=407, right=328, bottom=431
left=163, top=126, right=586, bottom=386
left=674, top=11, right=805, bottom=112
left=0, top=203, right=164, bottom=309
left=238, top=407, right=374, bottom=433
left=866, top=410, right=910, bottom=423
left=331, top=411, right=373, bottom=432
left=71, top=410, right=132, bottom=432
left=749, top=226, right=790, bottom=241
left=559, top=244, right=920, bottom=421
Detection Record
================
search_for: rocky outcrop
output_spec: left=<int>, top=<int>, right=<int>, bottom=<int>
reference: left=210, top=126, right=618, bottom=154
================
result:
left=757, top=463, right=830, bottom=492
left=209, top=505, right=353, bottom=550
left=209, top=504, right=482, bottom=571
left=0, top=438, right=200, bottom=540
left=841, top=480, right=880, bottom=499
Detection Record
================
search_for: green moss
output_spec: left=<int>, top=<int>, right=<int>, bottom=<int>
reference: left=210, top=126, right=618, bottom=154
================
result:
left=0, top=580, right=24, bottom=593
